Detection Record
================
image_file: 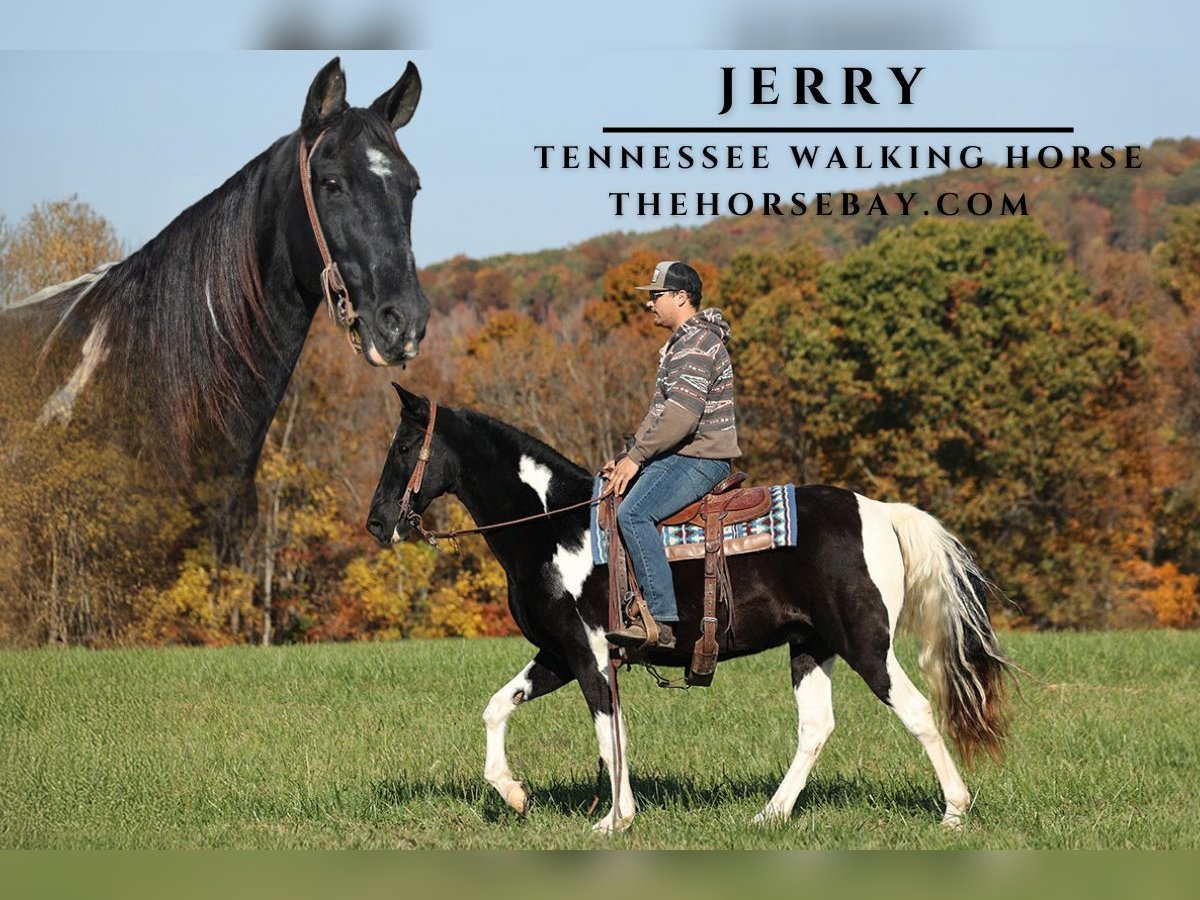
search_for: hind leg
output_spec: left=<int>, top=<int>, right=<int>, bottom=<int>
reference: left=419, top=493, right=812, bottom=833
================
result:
left=483, top=650, right=573, bottom=815
left=882, top=649, right=972, bottom=827
left=854, top=513, right=973, bottom=827
left=753, top=640, right=836, bottom=824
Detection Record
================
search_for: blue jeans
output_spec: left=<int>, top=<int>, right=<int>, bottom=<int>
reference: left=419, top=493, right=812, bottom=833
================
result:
left=616, top=454, right=731, bottom=623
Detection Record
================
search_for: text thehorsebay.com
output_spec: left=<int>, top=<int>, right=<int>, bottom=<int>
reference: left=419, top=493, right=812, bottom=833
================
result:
left=534, top=66, right=1141, bottom=218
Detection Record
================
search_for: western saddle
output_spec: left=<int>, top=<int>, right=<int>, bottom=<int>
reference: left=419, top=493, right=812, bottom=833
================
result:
left=600, top=471, right=772, bottom=686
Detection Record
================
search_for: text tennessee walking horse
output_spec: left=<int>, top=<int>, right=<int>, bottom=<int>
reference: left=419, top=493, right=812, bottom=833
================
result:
left=367, top=388, right=1011, bottom=833
left=0, top=58, right=428, bottom=551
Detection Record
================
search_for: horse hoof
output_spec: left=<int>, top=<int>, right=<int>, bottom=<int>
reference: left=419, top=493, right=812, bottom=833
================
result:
left=941, top=813, right=965, bottom=831
left=591, top=814, right=634, bottom=834
left=506, top=783, right=531, bottom=816
left=751, top=808, right=787, bottom=826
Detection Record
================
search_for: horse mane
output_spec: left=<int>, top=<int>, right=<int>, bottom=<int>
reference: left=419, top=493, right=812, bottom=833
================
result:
left=456, top=408, right=593, bottom=492
left=40, top=140, right=280, bottom=459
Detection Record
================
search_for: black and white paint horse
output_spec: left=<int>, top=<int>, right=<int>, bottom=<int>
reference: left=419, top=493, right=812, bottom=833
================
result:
left=367, top=388, right=1010, bottom=833
left=0, top=58, right=428, bottom=548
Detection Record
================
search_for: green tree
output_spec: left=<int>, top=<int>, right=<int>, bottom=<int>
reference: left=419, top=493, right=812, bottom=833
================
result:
left=735, top=220, right=1146, bottom=626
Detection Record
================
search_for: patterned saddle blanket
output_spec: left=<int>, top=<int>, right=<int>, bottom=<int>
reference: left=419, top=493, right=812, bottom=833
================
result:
left=589, top=478, right=798, bottom=566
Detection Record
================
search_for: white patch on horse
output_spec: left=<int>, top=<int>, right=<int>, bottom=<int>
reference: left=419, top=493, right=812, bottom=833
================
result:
left=582, top=624, right=636, bottom=831
left=860, top=494, right=972, bottom=826
left=754, top=657, right=836, bottom=823
left=884, top=648, right=972, bottom=824
left=583, top=623, right=610, bottom=680
left=518, top=455, right=552, bottom=511
left=38, top=319, right=109, bottom=426
left=552, top=532, right=593, bottom=602
left=592, top=708, right=636, bottom=832
left=366, top=147, right=392, bottom=180
left=35, top=264, right=116, bottom=368
left=483, top=661, right=535, bottom=814
left=855, top=494, right=907, bottom=632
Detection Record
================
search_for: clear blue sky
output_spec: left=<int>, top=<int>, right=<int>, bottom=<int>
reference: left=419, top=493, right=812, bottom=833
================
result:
left=2, top=3, right=1197, bottom=265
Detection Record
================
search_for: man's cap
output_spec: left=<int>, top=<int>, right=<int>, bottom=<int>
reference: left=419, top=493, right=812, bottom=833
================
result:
left=634, top=260, right=702, bottom=297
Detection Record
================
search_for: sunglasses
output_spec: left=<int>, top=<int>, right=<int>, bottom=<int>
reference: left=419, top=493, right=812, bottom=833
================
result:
left=649, top=289, right=676, bottom=301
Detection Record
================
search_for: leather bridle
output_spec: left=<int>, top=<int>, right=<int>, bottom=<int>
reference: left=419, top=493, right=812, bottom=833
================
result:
left=397, top=400, right=439, bottom=536
left=299, top=130, right=362, bottom=354
left=394, top=400, right=613, bottom=548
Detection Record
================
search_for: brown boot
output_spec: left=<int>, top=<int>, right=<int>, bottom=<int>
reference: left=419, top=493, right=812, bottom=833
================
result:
left=606, top=622, right=676, bottom=650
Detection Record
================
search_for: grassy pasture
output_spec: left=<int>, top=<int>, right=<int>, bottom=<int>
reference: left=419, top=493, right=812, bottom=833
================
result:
left=1, top=631, right=1196, bottom=848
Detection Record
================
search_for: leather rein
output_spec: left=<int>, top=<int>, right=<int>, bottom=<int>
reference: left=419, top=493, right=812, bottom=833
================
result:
left=299, top=130, right=361, bottom=354
left=398, top=400, right=614, bottom=549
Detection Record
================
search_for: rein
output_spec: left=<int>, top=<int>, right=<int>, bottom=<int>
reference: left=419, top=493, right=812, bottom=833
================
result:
left=299, top=130, right=361, bottom=354
left=398, top=400, right=614, bottom=549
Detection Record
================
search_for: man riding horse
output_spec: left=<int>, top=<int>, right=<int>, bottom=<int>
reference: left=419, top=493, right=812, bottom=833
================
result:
left=602, top=261, right=741, bottom=651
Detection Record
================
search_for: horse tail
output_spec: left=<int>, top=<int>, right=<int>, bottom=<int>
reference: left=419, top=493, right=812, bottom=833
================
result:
left=882, top=502, right=1011, bottom=766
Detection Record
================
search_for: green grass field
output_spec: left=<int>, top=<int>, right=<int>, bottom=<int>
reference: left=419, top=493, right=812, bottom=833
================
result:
left=1, top=632, right=1197, bottom=849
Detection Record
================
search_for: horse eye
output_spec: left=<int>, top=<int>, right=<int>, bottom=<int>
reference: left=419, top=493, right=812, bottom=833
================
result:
left=321, top=178, right=341, bottom=193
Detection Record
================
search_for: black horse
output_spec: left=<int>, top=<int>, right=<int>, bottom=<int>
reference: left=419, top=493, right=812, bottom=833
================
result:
left=367, top=388, right=1011, bottom=833
left=0, top=58, right=428, bottom=551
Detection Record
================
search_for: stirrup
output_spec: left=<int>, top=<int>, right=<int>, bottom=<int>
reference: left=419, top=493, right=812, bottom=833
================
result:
left=623, top=594, right=660, bottom=646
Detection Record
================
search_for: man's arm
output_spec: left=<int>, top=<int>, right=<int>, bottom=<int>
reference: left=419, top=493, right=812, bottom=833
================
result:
left=626, top=400, right=701, bottom=465
left=626, top=334, right=717, bottom=465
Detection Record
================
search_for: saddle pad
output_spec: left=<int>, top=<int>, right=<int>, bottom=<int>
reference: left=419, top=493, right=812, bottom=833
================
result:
left=589, top=477, right=798, bottom=566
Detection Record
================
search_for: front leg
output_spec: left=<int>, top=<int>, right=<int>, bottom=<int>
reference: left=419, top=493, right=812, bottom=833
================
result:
left=577, top=624, right=636, bottom=833
left=483, top=650, right=572, bottom=814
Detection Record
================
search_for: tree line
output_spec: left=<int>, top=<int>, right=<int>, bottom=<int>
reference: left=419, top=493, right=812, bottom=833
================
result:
left=1, top=139, right=1198, bottom=644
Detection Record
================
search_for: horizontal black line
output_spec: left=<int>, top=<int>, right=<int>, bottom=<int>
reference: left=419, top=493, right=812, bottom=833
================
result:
left=601, top=126, right=1076, bottom=134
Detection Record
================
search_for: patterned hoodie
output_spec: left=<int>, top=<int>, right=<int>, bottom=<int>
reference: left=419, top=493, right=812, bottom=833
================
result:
left=627, top=307, right=741, bottom=465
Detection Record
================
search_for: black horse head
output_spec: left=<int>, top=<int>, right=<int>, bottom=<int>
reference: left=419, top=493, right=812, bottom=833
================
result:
left=366, top=384, right=457, bottom=544
left=295, top=58, right=429, bottom=365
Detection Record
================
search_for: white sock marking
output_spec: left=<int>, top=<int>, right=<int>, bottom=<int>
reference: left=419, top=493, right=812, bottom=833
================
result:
left=885, top=650, right=971, bottom=822
left=756, top=658, right=836, bottom=822
left=483, top=661, right=535, bottom=806
left=857, top=494, right=971, bottom=822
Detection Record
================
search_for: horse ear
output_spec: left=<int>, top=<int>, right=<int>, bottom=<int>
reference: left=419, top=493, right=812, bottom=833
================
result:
left=392, top=382, right=429, bottom=421
left=370, top=61, right=421, bottom=130
left=302, top=57, right=348, bottom=135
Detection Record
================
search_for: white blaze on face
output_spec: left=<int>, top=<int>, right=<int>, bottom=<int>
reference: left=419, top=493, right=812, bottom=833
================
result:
left=366, top=147, right=393, bottom=181
left=518, top=455, right=552, bottom=511
left=38, top=319, right=110, bottom=426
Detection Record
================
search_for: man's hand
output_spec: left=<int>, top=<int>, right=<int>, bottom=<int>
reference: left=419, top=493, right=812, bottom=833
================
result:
left=608, top=456, right=640, bottom=496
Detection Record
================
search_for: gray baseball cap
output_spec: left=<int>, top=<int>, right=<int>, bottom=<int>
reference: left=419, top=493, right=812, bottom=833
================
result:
left=634, top=260, right=702, bottom=297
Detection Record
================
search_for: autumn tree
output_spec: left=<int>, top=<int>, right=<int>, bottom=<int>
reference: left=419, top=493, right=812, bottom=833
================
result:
left=735, top=220, right=1149, bottom=626
left=0, top=196, right=122, bottom=305
left=0, top=417, right=193, bottom=645
left=721, top=241, right=824, bottom=483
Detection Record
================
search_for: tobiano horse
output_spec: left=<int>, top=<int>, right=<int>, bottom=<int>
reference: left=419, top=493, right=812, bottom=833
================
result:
left=0, top=58, right=429, bottom=551
left=367, top=387, right=1011, bottom=833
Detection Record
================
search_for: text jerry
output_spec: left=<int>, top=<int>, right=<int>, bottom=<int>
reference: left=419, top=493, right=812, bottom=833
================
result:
left=718, top=66, right=925, bottom=115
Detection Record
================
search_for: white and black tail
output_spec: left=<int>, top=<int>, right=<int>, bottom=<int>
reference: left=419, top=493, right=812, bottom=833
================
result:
left=884, top=503, right=1011, bottom=765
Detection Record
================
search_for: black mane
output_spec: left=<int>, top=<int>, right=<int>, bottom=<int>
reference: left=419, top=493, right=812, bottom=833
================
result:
left=43, top=137, right=282, bottom=458
left=456, top=407, right=595, bottom=502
